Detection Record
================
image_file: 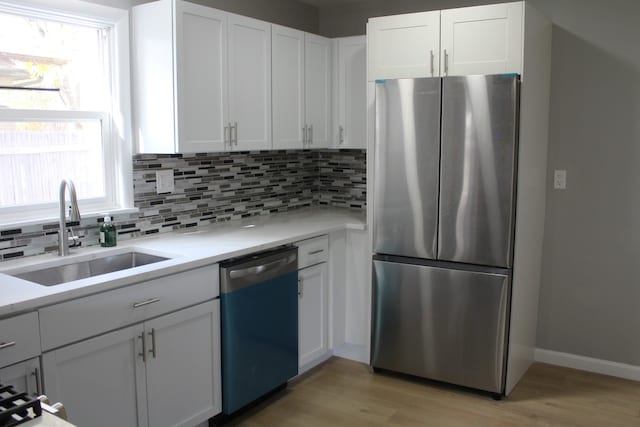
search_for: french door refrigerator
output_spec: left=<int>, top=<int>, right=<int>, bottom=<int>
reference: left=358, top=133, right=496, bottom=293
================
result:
left=371, top=75, right=519, bottom=395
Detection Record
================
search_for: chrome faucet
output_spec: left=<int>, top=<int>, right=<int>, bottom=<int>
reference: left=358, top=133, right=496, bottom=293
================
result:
left=59, top=179, right=82, bottom=256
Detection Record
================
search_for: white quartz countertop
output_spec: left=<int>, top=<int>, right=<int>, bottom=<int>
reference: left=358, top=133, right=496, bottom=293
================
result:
left=0, top=207, right=366, bottom=318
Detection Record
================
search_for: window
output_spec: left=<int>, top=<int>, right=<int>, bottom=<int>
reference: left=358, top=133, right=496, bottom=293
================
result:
left=0, top=0, right=132, bottom=225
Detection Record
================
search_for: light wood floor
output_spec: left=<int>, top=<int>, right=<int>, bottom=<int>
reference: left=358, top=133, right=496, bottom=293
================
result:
left=227, top=357, right=640, bottom=427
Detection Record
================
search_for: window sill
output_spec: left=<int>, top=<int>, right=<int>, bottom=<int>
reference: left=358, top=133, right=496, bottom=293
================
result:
left=0, top=207, right=140, bottom=231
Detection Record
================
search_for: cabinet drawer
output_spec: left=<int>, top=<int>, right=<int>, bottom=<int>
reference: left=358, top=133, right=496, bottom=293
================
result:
left=39, top=264, right=219, bottom=351
left=296, top=235, right=329, bottom=269
left=0, top=311, right=41, bottom=368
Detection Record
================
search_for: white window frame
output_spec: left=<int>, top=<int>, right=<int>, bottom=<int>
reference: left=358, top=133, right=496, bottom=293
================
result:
left=0, top=0, right=134, bottom=227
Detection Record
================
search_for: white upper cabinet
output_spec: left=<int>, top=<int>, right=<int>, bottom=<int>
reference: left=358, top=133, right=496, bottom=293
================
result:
left=176, top=2, right=227, bottom=153
left=304, top=34, right=332, bottom=148
left=273, top=25, right=332, bottom=149
left=334, top=36, right=366, bottom=149
left=272, top=25, right=305, bottom=150
left=367, top=1, right=524, bottom=80
left=368, top=11, right=440, bottom=80
left=132, top=0, right=272, bottom=153
left=227, top=14, right=272, bottom=151
left=441, top=2, right=523, bottom=76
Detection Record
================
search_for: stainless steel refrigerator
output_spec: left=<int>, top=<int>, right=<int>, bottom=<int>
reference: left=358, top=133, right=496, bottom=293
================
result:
left=371, top=75, right=519, bottom=395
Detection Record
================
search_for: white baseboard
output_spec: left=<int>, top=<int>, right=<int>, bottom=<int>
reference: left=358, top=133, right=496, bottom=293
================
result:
left=333, top=343, right=368, bottom=364
left=534, top=348, right=640, bottom=381
left=298, top=352, right=333, bottom=375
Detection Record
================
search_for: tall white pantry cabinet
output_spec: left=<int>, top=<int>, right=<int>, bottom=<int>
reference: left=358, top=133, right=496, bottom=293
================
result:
left=366, top=1, right=552, bottom=395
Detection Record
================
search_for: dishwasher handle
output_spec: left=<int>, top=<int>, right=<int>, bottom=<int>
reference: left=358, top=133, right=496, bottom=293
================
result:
left=221, top=247, right=298, bottom=294
left=229, top=254, right=296, bottom=280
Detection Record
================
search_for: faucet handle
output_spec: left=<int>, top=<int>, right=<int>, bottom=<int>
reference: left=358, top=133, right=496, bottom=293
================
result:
left=68, top=233, right=82, bottom=248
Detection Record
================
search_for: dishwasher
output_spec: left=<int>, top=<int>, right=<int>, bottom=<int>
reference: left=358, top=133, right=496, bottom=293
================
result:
left=219, top=246, right=298, bottom=417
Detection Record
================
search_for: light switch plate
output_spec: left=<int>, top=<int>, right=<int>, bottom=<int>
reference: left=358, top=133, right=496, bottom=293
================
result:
left=156, top=169, right=174, bottom=194
left=554, top=170, right=567, bottom=190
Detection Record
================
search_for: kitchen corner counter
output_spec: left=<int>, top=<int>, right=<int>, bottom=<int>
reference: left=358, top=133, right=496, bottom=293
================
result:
left=0, top=207, right=366, bottom=318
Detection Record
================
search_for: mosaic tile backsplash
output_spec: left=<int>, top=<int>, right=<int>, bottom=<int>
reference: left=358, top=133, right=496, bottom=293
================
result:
left=0, top=149, right=366, bottom=261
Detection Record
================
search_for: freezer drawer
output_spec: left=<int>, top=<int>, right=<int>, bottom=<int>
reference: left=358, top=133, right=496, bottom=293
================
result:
left=371, top=258, right=510, bottom=394
left=373, top=78, right=441, bottom=260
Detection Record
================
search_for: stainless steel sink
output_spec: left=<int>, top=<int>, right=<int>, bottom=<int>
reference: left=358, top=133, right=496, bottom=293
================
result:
left=12, top=251, right=169, bottom=286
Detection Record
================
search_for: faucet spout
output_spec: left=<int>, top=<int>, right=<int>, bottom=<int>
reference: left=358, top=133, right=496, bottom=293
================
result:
left=59, top=179, right=82, bottom=256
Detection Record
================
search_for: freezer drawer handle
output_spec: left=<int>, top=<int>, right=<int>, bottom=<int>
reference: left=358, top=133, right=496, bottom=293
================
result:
left=0, top=341, right=16, bottom=350
left=132, top=297, right=161, bottom=308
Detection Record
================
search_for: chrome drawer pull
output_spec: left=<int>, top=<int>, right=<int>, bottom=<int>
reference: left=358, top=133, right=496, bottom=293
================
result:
left=308, top=249, right=324, bottom=255
left=0, top=341, right=16, bottom=350
left=132, top=297, right=161, bottom=308
left=33, top=367, right=41, bottom=396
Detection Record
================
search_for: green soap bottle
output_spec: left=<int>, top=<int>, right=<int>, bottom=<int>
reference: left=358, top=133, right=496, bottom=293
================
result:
left=99, top=215, right=117, bottom=247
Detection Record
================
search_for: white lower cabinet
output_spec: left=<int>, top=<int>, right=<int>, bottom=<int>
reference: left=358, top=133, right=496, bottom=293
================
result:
left=0, top=357, right=40, bottom=397
left=298, top=262, right=329, bottom=372
left=145, top=302, right=221, bottom=427
left=42, top=301, right=221, bottom=427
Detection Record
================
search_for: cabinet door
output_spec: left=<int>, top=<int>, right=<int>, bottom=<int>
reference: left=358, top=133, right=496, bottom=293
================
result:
left=336, top=36, right=366, bottom=149
left=131, top=0, right=175, bottom=153
left=441, top=2, right=523, bottom=76
left=298, top=263, right=328, bottom=370
left=272, top=24, right=305, bottom=149
left=145, top=301, right=221, bottom=427
left=0, top=358, right=40, bottom=397
left=176, top=2, right=228, bottom=153
left=42, top=325, right=147, bottom=427
left=367, top=11, right=440, bottom=80
left=228, top=14, right=272, bottom=151
left=305, top=33, right=332, bottom=148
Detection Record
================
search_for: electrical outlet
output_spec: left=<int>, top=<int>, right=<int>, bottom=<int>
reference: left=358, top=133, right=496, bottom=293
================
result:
left=554, top=170, right=567, bottom=190
left=156, top=169, right=174, bottom=194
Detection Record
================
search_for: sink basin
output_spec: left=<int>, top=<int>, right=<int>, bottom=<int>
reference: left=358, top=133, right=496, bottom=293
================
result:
left=11, top=250, right=170, bottom=286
